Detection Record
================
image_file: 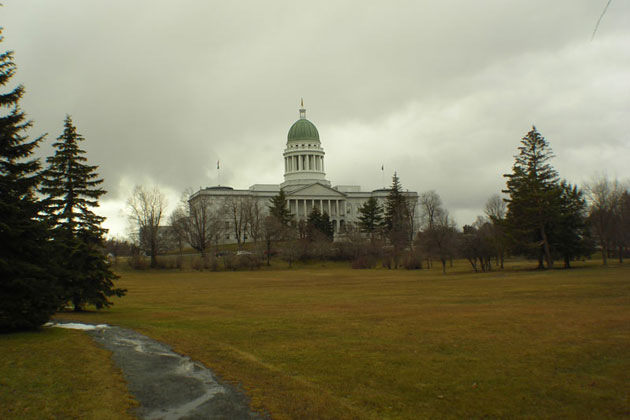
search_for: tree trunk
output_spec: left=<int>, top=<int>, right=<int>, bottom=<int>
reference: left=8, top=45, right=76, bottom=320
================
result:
left=150, top=240, right=158, bottom=268
left=537, top=252, right=544, bottom=269
left=601, top=239, right=608, bottom=265
left=73, top=297, right=83, bottom=312
left=266, top=240, right=271, bottom=266
left=540, top=225, right=553, bottom=269
left=441, top=258, right=446, bottom=274
left=619, top=245, right=623, bottom=264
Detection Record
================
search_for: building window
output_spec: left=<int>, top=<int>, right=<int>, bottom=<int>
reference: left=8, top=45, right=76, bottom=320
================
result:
left=225, top=235, right=230, bottom=239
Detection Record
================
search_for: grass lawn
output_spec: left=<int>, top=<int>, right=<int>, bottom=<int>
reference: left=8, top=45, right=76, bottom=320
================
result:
left=0, top=327, right=137, bottom=419
left=36, top=261, right=630, bottom=418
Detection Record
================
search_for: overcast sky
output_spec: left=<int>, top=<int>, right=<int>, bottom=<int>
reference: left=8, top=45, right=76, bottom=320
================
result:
left=3, top=1, right=629, bottom=237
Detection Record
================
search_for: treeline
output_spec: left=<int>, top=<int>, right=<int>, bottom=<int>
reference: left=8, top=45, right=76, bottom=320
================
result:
left=0, top=33, right=125, bottom=332
left=125, top=127, right=629, bottom=274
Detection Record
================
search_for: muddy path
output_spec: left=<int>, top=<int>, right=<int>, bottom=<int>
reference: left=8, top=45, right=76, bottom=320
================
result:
left=50, top=323, right=264, bottom=420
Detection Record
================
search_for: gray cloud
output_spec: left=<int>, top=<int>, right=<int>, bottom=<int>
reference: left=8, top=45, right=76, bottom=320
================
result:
left=3, top=0, right=629, bottom=235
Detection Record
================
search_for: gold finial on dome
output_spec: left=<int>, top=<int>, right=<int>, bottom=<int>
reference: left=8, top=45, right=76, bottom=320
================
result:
left=299, top=98, right=306, bottom=119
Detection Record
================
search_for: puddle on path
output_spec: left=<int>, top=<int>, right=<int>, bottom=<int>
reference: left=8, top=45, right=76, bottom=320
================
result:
left=48, top=322, right=263, bottom=420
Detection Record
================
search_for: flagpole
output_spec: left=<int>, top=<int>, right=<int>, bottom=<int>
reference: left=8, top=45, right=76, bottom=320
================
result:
left=217, top=160, right=221, bottom=186
left=381, top=164, right=385, bottom=188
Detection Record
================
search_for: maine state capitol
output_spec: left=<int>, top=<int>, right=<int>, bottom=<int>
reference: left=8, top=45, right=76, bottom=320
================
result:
left=189, top=103, right=419, bottom=243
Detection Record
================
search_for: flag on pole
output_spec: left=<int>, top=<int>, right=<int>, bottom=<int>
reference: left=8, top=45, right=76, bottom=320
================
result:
left=381, top=164, right=384, bottom=171
left=217, top=160, right=220, bottom=170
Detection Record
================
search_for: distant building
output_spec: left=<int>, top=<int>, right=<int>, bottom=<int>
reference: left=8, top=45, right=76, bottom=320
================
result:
left=189, top=103, right=419, bottom=243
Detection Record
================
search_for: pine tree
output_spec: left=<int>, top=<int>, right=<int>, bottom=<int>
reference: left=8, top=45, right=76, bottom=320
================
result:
left=384, top=173, right=411, bottom=243
left=503, top=127, right=561, bottom=269
left=0, top=30, right=61, bottom=331
left=269, top=189, right=293, bottom=226
left=306, top=207, right=333, bottom=241
left=551, top=181, right=594, bottom=268
left=357, top=196, right=383, bottom=240
left=319, top=211, right=334, bottom=241
left=41, top=115, right=125, bottom=311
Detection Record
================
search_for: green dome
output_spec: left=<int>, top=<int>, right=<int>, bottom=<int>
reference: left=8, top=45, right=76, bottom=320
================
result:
left=287, top=118, right=319, bottom=142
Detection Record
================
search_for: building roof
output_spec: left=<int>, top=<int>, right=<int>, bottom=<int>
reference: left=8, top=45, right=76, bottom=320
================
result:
left=287, top=118, right=319, bottom=142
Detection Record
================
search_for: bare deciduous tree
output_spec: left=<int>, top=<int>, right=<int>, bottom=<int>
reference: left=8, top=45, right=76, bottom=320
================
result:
left=127, top=186, right=167, bottom=268
left=419, top=190, right=443, bottom=230
left=245, top=198, right=264, bottom=246
left=187, top=195, right=224, bottom=257
left=587, top=177, right=622, bottom=265
left=224, top=196, right=251, bottom=249
left=421, top=210, right=458, bottom=274
left=484, top=193, right=507, bottom=269
left=169, top=205, right=188, bottom=257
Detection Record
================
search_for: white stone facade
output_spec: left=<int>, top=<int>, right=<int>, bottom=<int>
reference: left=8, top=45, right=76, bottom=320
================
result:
left=189, top=106, right=419, bottom=243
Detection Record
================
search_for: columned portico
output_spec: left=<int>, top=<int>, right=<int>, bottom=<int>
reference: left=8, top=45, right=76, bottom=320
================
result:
left=280, top=104, right=330, bottom=189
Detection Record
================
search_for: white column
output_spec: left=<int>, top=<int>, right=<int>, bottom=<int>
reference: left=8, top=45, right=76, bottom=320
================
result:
left=336, top=200, right=339, bottom=217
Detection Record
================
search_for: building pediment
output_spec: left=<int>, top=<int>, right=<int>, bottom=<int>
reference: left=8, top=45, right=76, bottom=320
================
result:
left=286, top=182, right=347, bottom=198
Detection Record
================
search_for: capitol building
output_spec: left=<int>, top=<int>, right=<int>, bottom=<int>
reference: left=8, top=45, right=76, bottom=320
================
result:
left=189, top=103, right=419, bottom=242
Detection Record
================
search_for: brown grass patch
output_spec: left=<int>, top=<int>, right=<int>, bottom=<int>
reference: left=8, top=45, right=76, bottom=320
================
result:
left=55, top=260, right=630, bottom=419
left=0, top=328, right=136, bottom=419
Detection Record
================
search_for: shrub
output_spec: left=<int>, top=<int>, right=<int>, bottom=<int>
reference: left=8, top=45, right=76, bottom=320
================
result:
left=382, top=255, right=392, bottom=269
left=192, top=255, right=219, bottom=271
left=156, top=256, right=180, bottom=269
left=128, top=253, right=149, bottom=270
left=403, top=252, right=423, bottom=270
left=352, top=255, right=376, bottom=269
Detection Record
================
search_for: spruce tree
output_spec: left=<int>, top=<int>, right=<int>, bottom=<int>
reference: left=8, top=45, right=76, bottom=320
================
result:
left=305, top=207, right=334, bottom=241
left=503, top=127, right=560, bottom=269
left=0, top=30, right=61, bottom=331
left=384, top=173, right=411, bottom=246
left=41, top=115, right=125, bottom=311
left=551, top=181, right=594, bottom=268
left=319, top=211, right=334, bottom=241
left=268, top=189, right=293, bottom=226
left=357, top=196, right=383, bottom=240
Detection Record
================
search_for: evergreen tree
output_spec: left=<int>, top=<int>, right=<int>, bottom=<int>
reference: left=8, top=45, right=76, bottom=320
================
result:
left=357, top=196, right=383, bottom=240
left=268, top=189, right=293, bottom=226
left=503, top=126, right=560, bottom=269
left=41, top=115, right=125, bottom=311
left=0, top=31, right=61, bottom=331
left=551, top=181, right=594, bottom=268
left=306, top=207, right=334, bottom=241
left=384, top=173, right=411, bottom=246
left=320, top=211, right=334, bottom=241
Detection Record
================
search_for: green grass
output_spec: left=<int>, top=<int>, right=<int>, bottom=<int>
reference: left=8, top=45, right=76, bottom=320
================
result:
left=0, top=327, right=137, bottom=419
left=50, top=260, right=630, bottom=419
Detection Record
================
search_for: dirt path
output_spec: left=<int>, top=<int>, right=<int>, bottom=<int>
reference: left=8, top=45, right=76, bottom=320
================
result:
left=50, top=323, right=263, bottom=420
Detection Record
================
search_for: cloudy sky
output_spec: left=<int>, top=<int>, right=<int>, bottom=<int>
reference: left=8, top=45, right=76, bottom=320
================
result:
left=3, top=1, right=629, bottom=237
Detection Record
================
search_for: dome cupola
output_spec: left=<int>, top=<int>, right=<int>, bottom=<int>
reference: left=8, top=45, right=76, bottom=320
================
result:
left=287, top=99, right=320, bottom=142
left=281, top=100, right=330, bottom=188
left=287, top=118, right=319, bottom=142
